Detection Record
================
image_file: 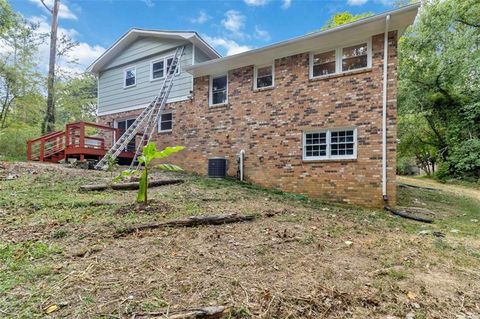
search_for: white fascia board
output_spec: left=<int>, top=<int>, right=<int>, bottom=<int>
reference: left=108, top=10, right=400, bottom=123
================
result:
left=186, top=3, right=419, bottom=78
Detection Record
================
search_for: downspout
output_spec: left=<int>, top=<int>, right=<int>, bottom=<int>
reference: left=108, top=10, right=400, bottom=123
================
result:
left=382, top=14, right=391, bottom=201
left=239, top=149, right=245, bottom=181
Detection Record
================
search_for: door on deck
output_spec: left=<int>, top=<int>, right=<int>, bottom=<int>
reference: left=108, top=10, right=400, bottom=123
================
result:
left=116, top=119, right=136, bottom=152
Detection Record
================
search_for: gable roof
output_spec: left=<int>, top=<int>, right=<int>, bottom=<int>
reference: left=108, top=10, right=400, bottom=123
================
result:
left=87, top=29, right=221, bottom=74
left=186, top=3, right=420, bottom=78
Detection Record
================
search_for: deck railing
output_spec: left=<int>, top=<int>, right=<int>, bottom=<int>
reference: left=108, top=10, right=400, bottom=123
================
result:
left=26, top=121, right=122, bottom=162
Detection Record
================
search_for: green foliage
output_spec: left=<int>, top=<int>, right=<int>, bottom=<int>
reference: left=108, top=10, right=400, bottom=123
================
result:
left=117, top=143, right=185, bottom=204
left=449, top=139, right=480, bottom=181
left=398, top=0, right=480, bottom=180
left=322, top=11, right=374, bottom=30
left=0, top=0, right=14, bottom=35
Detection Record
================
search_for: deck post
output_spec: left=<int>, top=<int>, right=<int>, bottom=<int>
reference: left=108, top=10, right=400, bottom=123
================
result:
left=79, top=122, right=85, bottom=148
left=39, top=138, right=45, bottom=162
left=27, top=141, right=32, bottom=161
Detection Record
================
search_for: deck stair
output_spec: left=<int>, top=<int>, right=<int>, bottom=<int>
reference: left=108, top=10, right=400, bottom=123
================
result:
left=94, top=45, right=185, bottom=170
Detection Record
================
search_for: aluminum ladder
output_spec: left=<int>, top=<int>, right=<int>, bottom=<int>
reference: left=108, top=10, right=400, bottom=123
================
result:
left=94, top=45, right=185, bottom=170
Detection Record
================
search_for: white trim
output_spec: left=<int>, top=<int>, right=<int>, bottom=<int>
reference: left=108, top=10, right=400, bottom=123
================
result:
left=253, top=63, right=275, bottom=90
left=97, top=96, right=190, bottom=116
left=158, top=111, right=173, bottom=133
left=309, top=38, right=372, bottom=80
left=382, top=15, right=391, bottom=199
left=209, top=73, right=228, bottom=107
left=123, top=66, right=136, bottom=88
left=302, top=127, right=357, bottom=161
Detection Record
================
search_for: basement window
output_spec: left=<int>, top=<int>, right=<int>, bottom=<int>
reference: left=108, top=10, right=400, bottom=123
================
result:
left=158, top=112, right=173, bottom=132
left=303, top=128, right=357, bottom=160
left=254, top=64, right=274, bottom=89
left=124, top=67, right=136, bottom=88
left=209, top=74, right=228, bottom=106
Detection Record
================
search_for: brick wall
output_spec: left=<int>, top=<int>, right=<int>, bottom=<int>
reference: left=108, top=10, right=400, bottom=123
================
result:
left=99, top=32, right=398, bottom=208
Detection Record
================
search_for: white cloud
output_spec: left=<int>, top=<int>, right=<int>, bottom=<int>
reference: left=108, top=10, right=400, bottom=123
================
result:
left=222, top=10, right=245, bottom=33
left=29, top=0, right=78, bottom=20
left=142, top=0, right=155, bottom=8
left=29, top=15, right=105, bottom=76
left=254, top=26, right=271, bottom=41
left=281, top=0, right=292, bottom=9
left=347, top=0, right=368, bottom=5
left=244, top=0, right=269, bottom=6
left=203, top=36, right=251, bottom=56
left=190, top=10, right=211, bottom=24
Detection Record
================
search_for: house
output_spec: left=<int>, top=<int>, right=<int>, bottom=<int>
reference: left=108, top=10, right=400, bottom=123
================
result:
left=87, top=4, right=420, bottom=207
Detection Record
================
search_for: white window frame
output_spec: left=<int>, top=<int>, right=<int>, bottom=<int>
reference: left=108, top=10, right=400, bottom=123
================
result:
left=124, top=66, right=136, bottom=88
left=309, top=38, right=372, bottom=79
left=209, top=73, right=228, bottom=107
left=253, top=63, right=275, bottom=90
left=303, top=127, right=357, bottom=161
left=158, top=112, right=173, bottom=133
left=150, top=54, right=180, bottom=82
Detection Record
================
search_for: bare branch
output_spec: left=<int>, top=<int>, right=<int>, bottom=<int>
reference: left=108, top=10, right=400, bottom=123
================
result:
left=40, top=0, right=53, bottom=14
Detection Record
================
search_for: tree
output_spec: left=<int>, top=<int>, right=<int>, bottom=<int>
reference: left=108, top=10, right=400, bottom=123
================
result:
left=398, top=0, right=480, bottom=179
left=0, top=0, right=14, bottom=35
left=322, top=12, right=373, bottom=30
left=41, top=0, right=60, bottom=134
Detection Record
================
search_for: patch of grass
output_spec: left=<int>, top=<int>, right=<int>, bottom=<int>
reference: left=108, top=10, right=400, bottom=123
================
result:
left=0, top=241, right=63, bottom=317
left=397, top=186, right=480, bottom=237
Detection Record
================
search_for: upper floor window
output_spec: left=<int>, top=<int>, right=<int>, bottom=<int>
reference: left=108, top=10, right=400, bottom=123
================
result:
left=342, top=43, right=368, bottom=72
left=254, top=64, right=274, bottom=89
left=312, top=50, right=336, bottom=77
left=124, top=67, right=136, bottom=88
left=210, top=74, right=228, bottom=106
left=151, top=55, right=180, bottom=81
left=303, top=128, right=357, bottom=161
left=151, top=60, right=165, bottom=80
left=310, top=39, right=371, bottom=79
left=158, top=112, right=173, bottom=132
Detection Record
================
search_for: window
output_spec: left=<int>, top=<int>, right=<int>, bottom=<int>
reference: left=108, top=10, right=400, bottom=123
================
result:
left=150, top=55, right=180, bottom=81
left=158, top=112, right=172, bottom=132
left=312, top=50, right=336, bottom=77
left=210, top=74, right=228, bottom=106
left=115, top=119, right=136, bottom=152
left=124, top=67, right=136, bottom=88
left=254, top=64, right=274, bottom=89
left=342, top=43, right=368, bottom=72
left=303, top=128, right=357, bottom=160
left=310, top=39, right=371, bottom=79
left=151, top=60, right=165, bottom=80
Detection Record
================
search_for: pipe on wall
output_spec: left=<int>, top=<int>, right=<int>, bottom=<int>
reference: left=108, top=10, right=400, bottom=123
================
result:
left=382, top=14, right=391, bottom=201
left=239, top=149, right=245, bottom=181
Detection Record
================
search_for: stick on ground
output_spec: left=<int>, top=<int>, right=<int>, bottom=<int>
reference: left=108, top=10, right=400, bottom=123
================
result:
left=80, top=179, right=183, bottom=191
left=116, top=213, right=259, bottom=237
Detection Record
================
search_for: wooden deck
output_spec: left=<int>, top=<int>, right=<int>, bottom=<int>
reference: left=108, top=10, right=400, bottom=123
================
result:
left=27, top=121, right=136, bottom=164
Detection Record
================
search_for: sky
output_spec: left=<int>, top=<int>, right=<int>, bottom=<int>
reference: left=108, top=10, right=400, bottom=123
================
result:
left=9, top=0, right=397, bottom=74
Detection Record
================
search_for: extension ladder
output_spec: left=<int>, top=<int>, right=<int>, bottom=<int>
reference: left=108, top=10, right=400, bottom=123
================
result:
left=94, top=46, right=185, bottom=170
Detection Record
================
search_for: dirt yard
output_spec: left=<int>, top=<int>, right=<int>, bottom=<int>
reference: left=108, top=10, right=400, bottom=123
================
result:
left=1, top=162, right=479, bottom=318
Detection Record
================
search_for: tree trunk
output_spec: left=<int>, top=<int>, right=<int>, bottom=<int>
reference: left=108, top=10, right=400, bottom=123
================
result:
left=42, top=0, right=60, bottom=134
left=79, top=179, right=184, bottom=191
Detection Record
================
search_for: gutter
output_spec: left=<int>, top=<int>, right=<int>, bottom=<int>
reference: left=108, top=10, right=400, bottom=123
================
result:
left=382, top=14, right=391, bottom=201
